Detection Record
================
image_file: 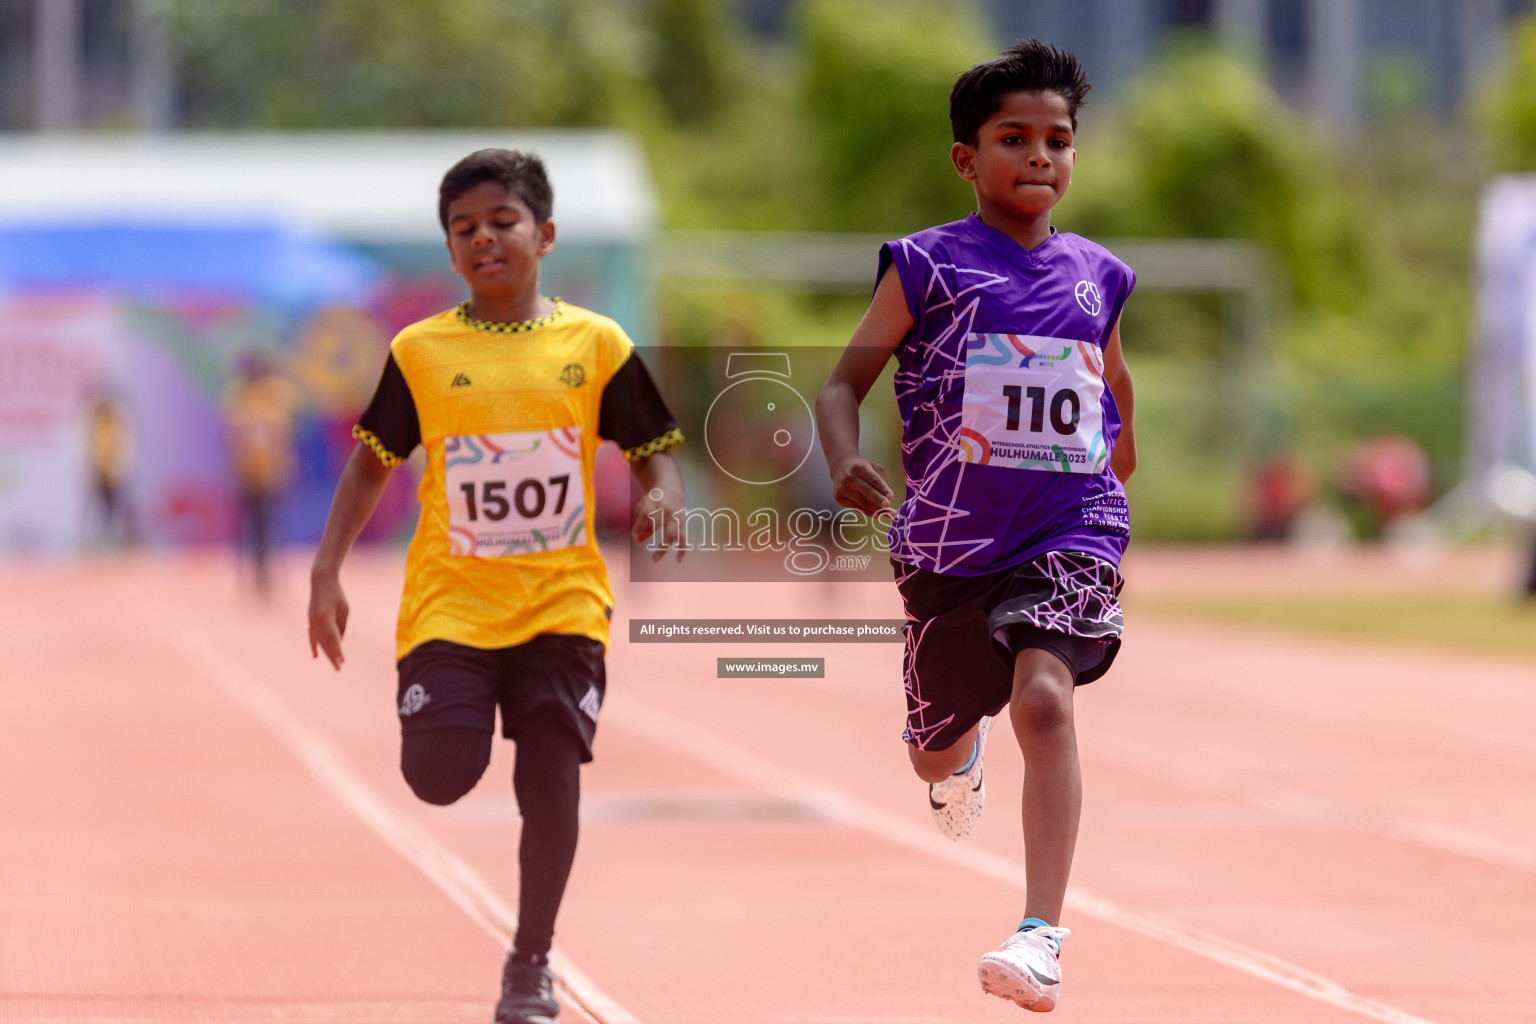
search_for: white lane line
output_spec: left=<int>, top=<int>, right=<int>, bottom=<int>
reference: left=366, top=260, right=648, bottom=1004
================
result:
left=608, top=696, right=1438, bottom=1024
left=1089, top=739, right=1536, bottom=873
left=168, top=623, right=640, bottom=1024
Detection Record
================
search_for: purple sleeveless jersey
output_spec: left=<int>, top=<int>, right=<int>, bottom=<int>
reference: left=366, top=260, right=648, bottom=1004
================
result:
left=880, top=213, right=1136, bottom=575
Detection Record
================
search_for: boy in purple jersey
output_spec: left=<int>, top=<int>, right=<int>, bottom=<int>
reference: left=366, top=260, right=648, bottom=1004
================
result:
left=816, top=40, right=1136, bottom=1013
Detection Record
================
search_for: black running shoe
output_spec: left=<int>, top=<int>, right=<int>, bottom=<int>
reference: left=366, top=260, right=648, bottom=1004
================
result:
left=494, top=958, right=559, bottom=1024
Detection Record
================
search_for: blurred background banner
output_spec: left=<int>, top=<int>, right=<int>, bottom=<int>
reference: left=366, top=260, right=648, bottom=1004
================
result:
left=0, top=293, right=122, bottom=551
left=0, top=218, right=379, bottom=551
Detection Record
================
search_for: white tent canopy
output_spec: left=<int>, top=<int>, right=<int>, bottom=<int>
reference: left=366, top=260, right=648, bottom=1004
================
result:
left=0, top=129, right=657, bottom=243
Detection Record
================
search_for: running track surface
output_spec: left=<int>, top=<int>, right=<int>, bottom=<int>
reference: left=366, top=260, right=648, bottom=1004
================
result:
left=3, top=546, right=1534, bottom=1024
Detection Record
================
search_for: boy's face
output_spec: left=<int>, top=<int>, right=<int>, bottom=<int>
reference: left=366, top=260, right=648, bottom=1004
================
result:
left=951, top=90, right=1075, bottom=221
left=444, top=181, right=556, bottom=297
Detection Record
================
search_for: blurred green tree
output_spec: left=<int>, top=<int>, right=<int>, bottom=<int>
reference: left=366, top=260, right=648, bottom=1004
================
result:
left=1483, top=12, right=1536, bottom=169
left=796, top=0, right=989, bottom=233
left=646, top=0, right=738, bottom=126
left=169, top=0, right=646, bottom=128
left=1062, top=46, right=1366, bottom=313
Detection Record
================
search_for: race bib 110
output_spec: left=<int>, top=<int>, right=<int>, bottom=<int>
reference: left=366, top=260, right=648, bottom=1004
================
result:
left=957, top=334, right=1108, bottom=474
left=445, top=428, right=586, bottom=557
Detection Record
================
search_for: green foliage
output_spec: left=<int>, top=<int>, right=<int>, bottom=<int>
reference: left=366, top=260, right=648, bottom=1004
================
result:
left=646, top=0, right=738, bottom=127
left=1122, top=357, right=1245, bottom=541
left=1050, top=45, right=1477, bottom=538
left=796, top=0, right=988, bottom=233
left=1483, top=12, right=1536, bottom=170
left=637, top=45, right=809, bottom=231
left=169, top=0, right=646, bottom=128
left=1062, top=46, right=1366, bottom=313
left=1144, top=592, right=1536, bottom=658
left=645, top=0, right=994, bottom=235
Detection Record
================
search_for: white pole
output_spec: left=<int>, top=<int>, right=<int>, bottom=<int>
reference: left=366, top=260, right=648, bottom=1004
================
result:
left=1306, top=0, right=1361, bottom=134
left=130, top=0, right=174, bottom=132
left=33, top=0, right=81, bottom=131
left=1215, top=0, right=1265, bottom=49
left=1459, top=0, right=1506, bottom=99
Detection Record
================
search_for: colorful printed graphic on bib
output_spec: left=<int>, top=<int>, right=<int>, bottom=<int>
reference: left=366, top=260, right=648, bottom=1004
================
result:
left=445, top=428, right=586, bottom=557
left=957, top=334, right=1108, bottom=473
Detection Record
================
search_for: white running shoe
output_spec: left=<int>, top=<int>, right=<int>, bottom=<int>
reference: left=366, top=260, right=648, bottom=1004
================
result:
left=928, top=717, right=990, bottom=840
left=978, top=925, right=1070, bottom=1012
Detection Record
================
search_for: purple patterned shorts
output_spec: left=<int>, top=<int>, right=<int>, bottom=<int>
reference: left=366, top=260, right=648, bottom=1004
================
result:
left=893, top=551, right=1124, bottom=751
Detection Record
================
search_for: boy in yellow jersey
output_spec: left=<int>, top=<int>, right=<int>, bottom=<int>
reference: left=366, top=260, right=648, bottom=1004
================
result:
left=307, top=149, right=684, bottom=1024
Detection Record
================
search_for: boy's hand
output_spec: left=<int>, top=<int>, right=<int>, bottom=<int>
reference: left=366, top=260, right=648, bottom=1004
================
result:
left=831, top=455, right=894, bottom=515
left=631, top=484, right=685, bottom=562
left=308, top=571, right=350, bottom=670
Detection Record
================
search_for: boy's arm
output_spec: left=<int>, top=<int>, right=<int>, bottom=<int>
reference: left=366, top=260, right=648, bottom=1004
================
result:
left=1103, top=316, right=1136, bottom=483
left=628, top=450, right=685, bottom=561
left=815, top=264, right=913, bottom=514
left=308, top=444, right=393, bottom=669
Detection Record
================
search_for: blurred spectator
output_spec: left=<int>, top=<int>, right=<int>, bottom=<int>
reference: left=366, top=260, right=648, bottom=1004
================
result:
left=84, top=390, right=137, bottom=548
left=1526, top=539, right=1536, bottom=600
left=224, top=353, right=298, bottom=598
left=1338, top=435, right=1433, bottom=538
left=1244, top=451, right=1317, bottom=541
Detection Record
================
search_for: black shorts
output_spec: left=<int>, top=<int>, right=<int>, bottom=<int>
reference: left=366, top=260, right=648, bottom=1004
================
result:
left=895, top=551, right=1125, bottom=751
left=395, top=634, right=606, bottom=763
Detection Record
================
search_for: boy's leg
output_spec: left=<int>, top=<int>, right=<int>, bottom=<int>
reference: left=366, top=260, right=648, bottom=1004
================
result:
left=400, top=727, right=493, bottom=805
left=1008, top=647, right=1080, bottom=927
left=395, top=640, right=501, bottom=805
left=908, top=720, right=984, bottom=783
left=974, top=643, right=1080, bottom=1012
left=496, top=635, right=604, bottom=1024
left=248, top=489, right=273, bottom=598
left=895, top=565, right=1013, bottom=841
left=507, top=711, right=584, bottom=960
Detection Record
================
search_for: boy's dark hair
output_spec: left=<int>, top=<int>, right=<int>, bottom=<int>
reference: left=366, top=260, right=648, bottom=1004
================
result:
left=949, top=39, right=1091, bottom=145
left=438, top=149, right=553, bottom=231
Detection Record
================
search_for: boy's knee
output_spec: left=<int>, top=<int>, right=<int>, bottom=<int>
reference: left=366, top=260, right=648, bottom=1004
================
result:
left=511, top=716, right=584, bottom=817
left=1010, top=661, right=1074, bottom=735
left=400, top=727, right=491, bottom=806
left=907, top=727, right=981, bottom=783
left=1011, top=693, right=1071, bottom=736
left=908, top=742, right=956, bottom=784
left=514, top=757, right=579, bottom=809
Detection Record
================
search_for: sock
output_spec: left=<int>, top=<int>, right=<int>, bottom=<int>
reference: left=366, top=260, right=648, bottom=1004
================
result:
left=1017, top=917, right=1061, bottom=952
left=952, top=735, right=980, bottom=776
left=509, top=949, right=549, bottom=967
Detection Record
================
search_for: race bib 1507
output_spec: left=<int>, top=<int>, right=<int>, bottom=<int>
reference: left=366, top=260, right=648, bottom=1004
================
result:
left=957, top=334, right=1108, bottom=474
left=445, top=428, right=586, bottom=557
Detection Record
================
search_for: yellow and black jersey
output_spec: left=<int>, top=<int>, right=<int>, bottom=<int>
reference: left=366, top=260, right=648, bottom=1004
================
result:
left=354, top=300, right=681, bottom=660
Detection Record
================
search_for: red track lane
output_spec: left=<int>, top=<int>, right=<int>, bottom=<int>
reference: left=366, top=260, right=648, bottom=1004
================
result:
left=3, top=548, right=1533, bottom=1023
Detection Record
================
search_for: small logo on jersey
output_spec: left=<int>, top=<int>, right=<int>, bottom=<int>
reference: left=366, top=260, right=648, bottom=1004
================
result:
left=558, top=363, right=587, bottom=388
left=399, top=683, right=431, bottom=717
left=1074, top=280, right=1103, bottom=317
left=578, top=684, right=601, bottom=722
left=451, top=372, right=473, bottom=388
